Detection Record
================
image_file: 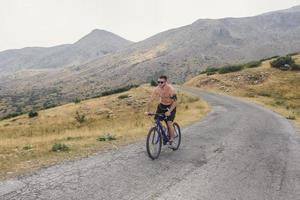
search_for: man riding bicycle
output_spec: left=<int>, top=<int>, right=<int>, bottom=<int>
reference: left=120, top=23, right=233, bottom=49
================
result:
left=145, top=75, right=177, bottom=148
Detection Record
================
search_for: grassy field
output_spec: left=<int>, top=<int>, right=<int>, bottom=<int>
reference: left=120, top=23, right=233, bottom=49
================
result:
left=185, top=54, right=300, bottom=125
left=0, top=84, right=209, bottom=179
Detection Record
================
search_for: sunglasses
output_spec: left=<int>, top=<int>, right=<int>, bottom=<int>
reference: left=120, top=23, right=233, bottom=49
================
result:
left=157, top=81, right=165, bottom=84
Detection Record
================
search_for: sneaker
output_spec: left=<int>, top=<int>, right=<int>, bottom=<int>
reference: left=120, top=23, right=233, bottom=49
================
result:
left=168, top=141, right=176, bottom=149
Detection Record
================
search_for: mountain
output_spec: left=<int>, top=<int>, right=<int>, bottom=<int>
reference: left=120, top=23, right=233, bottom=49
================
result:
left=1, top=5, right=300, bottom=119
left=0, top=29, right=133, bottom=74
left=48, top=4, right=300, bottom=88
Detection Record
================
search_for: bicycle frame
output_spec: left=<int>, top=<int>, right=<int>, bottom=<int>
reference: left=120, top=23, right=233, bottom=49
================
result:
left=154, top=115, right=169, bottom=145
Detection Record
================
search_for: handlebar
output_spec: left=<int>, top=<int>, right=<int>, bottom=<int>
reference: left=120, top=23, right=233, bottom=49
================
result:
left=147, top=113, right=167, bottom=120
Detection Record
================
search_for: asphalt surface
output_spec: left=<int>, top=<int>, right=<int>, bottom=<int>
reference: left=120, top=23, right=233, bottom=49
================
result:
left=1, top=87, right=300, bottom=200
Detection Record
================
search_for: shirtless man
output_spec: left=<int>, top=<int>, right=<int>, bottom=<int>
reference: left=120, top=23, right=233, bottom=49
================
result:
left=145, top=75, right=177, bottom=147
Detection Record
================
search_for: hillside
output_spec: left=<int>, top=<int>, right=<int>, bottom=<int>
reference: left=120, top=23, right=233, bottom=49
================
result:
left=0, top=84, right=209, bottom=179
left=185, top=54, right=300, bottom=124
left=1, top=5, right=300, bottom=119
left=0, top=29, right=133, bottom=74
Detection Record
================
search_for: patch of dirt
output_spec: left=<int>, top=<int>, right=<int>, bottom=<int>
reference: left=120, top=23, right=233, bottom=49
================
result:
left=229, top=71, right=270, bottom=85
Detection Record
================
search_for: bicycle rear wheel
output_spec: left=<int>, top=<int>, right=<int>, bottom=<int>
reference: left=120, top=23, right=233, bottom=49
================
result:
left=172, top=122, right=181, bottom=150
left=146, top=127, right=162, bottom=160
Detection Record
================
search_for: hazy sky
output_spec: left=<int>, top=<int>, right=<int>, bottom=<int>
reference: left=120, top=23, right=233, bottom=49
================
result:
left=1, top=0, right=300, bottom=51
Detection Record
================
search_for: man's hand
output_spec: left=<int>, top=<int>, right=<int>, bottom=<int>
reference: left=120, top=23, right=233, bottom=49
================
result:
left=165, top=111, right=171, bottom=116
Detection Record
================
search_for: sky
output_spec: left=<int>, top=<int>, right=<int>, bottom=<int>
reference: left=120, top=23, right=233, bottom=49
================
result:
left=0, top=0, right=300, bottom=51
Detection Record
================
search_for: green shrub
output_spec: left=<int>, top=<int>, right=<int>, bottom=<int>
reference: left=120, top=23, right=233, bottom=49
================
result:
left=118, top=94, right=129, bottom=99
left=66, top=136, right=83, bottom=140
left=51, top=143, right=70, bottom=152
left=101, top=85, right=139, bottom=96
left=23, top=145, right=33, bottom=150
left=28, top=110, right=38, bottom=118
left=206, top=67, right=219, bottom=73
left=257, top=91, right=272, bottom=97
left=150, top=80, right=158, bottom=86
left=205, top=67, right=218, bottom=75
left=275, top=100, right=284, bottom=105
left=206, top=71, right=216, bottom=76
left=74, top=98, right=81, bottom=104
left=97, top=133, right=116, bottom=141
left=245, top=61, right=262, bottom=68
left=218, top=65, right=243, bottom=74
left=270, top=56, right=294, bottom=70
left=43, top=102, right=57, bottom=109
left=42, top=100, right=58, bottom=109
left=2, top=112, right=23, bottom=120
left=198, top=67, right=218, bottom=75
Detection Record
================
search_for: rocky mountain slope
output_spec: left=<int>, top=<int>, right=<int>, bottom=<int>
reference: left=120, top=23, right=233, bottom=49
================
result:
left=0, top=29, right=133, bottom=74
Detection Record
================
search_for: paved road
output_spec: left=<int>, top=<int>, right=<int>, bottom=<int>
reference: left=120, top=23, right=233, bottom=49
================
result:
left=1, top=87, right=300, bottom=200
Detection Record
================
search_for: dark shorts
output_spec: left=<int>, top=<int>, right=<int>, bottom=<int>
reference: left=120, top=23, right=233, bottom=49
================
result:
left=155, top=103, right=176, bottom=122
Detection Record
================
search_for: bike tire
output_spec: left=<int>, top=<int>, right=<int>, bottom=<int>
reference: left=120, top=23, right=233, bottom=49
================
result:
left=146, top=127, right=162, bottom=160
left=172, top=122, right=181, bottom=151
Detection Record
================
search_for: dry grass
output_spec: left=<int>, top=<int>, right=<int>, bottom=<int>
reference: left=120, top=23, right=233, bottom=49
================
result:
left=0, top=84, right=209, bottom=179
left=185, top=54, right=300, bottom=125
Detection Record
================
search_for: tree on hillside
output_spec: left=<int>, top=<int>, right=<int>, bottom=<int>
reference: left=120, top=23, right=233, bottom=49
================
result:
left=150, top=80, right=158, bottom=86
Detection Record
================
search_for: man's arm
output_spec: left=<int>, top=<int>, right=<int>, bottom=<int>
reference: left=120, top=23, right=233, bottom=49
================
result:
left=165, top=101, right=176, bottom=117
left=166, top=89, right=177, bottom=115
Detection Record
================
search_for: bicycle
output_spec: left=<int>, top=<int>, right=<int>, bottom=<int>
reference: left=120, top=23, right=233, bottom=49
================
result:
left=146, top=113, right=181, bottom=160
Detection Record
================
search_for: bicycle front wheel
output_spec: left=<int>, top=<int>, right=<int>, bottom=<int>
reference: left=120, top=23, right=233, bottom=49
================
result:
left=146, top=127, right=162, bottom=160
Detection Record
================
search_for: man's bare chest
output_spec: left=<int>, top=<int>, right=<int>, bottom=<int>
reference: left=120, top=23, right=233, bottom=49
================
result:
left=157, top=88, right=172, bottom=98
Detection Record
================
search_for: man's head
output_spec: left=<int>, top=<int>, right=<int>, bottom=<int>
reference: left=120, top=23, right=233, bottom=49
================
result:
left=158, top=75, right=167, bottom=88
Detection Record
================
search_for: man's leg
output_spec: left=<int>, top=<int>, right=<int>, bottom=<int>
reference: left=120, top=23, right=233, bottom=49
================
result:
left=167, top=121, right=175, bottom=143
left=166, top=107, right=176, bottom=144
